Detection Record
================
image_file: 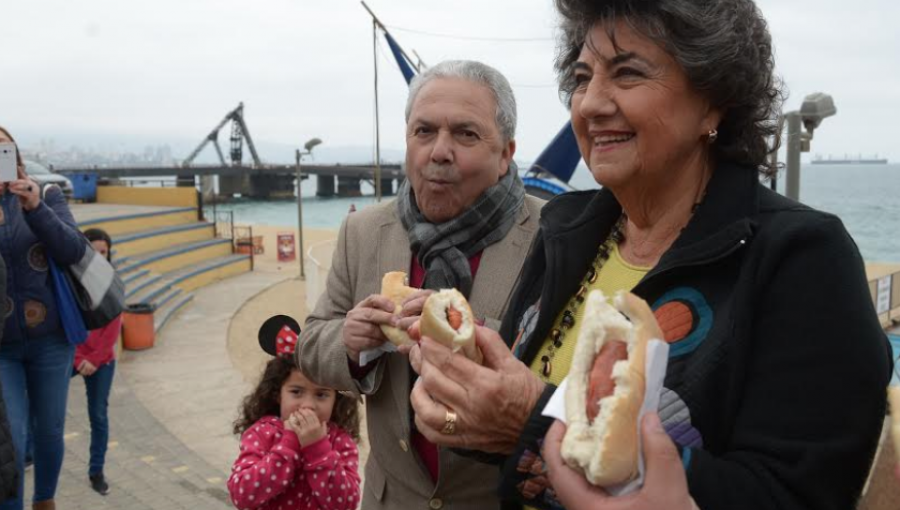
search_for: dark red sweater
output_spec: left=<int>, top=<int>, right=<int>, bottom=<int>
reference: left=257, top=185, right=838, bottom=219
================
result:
left=408, top=252, right=482, bottom=482
left=74, top=314, right=121, bottom=370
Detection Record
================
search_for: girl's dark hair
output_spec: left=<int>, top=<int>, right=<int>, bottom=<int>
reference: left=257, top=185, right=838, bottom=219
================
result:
left=233, top=356, right=362, bottom=443
left=554, top=0, right=784, bottom=177
left=84, top=228, right=113, bottom=262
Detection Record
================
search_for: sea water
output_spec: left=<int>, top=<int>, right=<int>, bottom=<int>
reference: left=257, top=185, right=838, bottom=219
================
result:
left=205, top=163, right=900, bottom=263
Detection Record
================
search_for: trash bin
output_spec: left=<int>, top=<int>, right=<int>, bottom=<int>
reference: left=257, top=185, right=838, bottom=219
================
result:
left=236, top=237, right=254, bottom=255
left=70, top=172, right=98, bottom=202
left=122, top=303, right=156, bottom=350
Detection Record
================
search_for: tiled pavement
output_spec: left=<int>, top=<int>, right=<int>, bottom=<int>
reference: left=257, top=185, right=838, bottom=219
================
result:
left=34, top=378, right=234, bottom=509
left=23, top=270, right=295, bottom=509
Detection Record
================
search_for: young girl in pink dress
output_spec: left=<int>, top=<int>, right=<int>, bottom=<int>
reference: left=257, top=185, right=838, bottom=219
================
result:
left=228, top=315, right=361, bottom=510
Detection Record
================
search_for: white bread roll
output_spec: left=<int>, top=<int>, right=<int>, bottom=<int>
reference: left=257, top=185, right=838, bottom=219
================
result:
left=419, top=289, right=482, bottom=364
left=379, top=271, right=417, bottom=347
left=561, top=290, right=662, bottom=487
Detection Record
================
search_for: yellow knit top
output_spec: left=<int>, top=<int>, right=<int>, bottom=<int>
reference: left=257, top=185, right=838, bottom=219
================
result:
left=527, top=243, right=650, bottom=386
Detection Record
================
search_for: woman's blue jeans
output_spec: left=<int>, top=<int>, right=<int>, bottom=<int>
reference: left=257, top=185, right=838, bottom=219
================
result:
left=0, top=335, right=75, bottom=509
left=76, top=360, right=115, bottom=476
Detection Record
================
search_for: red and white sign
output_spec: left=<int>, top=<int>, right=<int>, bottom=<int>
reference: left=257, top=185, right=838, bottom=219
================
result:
left=277, top=232, right=296, bottom=262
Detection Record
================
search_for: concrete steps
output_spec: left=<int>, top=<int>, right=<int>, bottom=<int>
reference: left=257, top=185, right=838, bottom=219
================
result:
left=72, top=199, right=253, bottom=336
left=116, top=239, right=234, bottom=276
left=113, top=223, right=215, bottom=259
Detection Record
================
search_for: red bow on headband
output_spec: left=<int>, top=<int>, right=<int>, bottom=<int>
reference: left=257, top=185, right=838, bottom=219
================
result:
left=275, top=326, right=299, bottom=357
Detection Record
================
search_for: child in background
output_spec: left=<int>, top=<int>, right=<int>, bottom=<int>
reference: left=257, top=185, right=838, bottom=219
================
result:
left=229, top=315, right=361, bottom=510
left=72, top=228, right=122, bottom=496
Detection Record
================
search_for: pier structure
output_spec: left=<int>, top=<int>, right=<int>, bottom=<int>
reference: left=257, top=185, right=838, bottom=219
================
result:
left=54, top=163, right=403, bottom=200
left=54, top=103, right=403, bottom=200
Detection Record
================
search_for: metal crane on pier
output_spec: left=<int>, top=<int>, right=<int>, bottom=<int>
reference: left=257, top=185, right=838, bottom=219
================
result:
left=183, top=102, right=262, bottom=167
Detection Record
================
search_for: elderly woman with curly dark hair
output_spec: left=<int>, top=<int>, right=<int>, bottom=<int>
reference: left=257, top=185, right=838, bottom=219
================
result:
left=407, top=1, right=893, bottom=509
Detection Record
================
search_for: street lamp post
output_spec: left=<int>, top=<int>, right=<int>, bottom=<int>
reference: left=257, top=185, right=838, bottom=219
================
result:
left=295, top=137, right=322, bottom=280
left=784, top=112, right=803, bottom=200
left=782, top=93, right=836, bottom=201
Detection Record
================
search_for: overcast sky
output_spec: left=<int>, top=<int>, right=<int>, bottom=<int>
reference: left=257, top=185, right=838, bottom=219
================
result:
left=2, top=0, right=899, bottom=164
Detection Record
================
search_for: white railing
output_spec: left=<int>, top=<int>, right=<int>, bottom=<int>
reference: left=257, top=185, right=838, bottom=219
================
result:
left=870, top=270, right=900, bottom=330
left=306, top=239, right=337, bottom=314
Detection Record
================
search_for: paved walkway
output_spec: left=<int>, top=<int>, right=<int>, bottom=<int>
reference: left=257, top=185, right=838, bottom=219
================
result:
left=25, top=269, right=294, bottom=509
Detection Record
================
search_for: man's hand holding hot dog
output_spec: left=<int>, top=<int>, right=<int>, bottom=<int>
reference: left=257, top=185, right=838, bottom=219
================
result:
left=342, top=285, right=437, bottom=362
left=342, top=295, right=397, bottom=364
left=376, top=271, right=435, bottom=352
left=409, top=324, right=545, bottom=454
left=394, top=289, right=435, bottom=355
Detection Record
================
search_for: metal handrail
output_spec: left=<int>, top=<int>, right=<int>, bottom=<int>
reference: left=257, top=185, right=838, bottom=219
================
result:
left=233, top=225, right=256, bottom=271
left=206, top=210, right=235, bottom=241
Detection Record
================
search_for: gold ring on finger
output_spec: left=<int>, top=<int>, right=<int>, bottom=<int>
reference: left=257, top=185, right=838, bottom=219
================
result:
left=441, top=409, right=458, bottom=435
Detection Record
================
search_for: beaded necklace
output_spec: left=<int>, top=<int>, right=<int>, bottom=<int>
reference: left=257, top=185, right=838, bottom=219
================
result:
left=539, top=216, right=626, bottom=379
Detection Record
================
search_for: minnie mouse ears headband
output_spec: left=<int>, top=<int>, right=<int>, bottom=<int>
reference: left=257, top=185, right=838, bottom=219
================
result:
left=257, top=315, right=356, bottom=400
left=258, top=315, right=301, bottom=358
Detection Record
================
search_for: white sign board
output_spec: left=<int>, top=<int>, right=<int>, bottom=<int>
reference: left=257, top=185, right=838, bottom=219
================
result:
left=876, top=275, right=892, bottom=315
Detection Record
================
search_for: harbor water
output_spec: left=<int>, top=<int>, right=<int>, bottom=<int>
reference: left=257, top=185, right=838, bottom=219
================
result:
left=206, top=163, right=900, bottom=263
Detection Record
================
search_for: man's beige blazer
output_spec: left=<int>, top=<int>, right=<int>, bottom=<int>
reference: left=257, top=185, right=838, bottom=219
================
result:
left=299, top=195, right=543, bottom=510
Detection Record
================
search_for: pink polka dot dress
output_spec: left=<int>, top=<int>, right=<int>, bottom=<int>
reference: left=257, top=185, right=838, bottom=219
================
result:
left=228, top=416, right=361, bottom=510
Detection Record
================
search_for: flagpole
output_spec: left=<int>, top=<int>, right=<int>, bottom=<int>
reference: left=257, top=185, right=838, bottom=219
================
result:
left=372, top=19, right=383, bottom=203
left=361, top=1, right=421, bottom=73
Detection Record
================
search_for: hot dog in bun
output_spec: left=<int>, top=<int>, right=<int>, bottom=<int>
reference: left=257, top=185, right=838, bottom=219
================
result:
left=379, top=271, right=417, bottom=347
left=561, top=290, right=662, bottom=487
left=420, top=289, right=482, bottom=364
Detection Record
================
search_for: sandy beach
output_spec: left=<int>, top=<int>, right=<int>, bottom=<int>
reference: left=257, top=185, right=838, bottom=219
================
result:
left=224, top=224, right=337, bottom=382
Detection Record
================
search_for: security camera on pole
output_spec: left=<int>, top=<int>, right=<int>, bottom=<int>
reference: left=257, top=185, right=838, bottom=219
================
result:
left=295, top=138, right=322, bottom=280
left=784, top=93, right=837, bottom=201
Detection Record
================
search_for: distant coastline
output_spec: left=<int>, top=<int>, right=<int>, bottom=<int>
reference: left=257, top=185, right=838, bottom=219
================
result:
left=812, top=155, right=888, bottom=165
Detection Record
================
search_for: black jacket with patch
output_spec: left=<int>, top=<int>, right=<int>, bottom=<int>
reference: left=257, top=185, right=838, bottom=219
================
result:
left=497, top=163, right=893, bottom=510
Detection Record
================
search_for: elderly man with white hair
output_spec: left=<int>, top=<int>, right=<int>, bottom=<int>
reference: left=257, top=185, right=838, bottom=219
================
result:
left=299, top=60, right=544, bottom=510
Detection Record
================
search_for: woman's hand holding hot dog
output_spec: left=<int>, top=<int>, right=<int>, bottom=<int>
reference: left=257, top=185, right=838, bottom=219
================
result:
left=409, top=325, right=545, bottom=454
left=543, top=414, right=699, bottom=510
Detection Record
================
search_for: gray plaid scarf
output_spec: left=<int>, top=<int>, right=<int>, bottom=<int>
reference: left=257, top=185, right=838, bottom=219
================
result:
left=397, top=164, right=526, bottom=298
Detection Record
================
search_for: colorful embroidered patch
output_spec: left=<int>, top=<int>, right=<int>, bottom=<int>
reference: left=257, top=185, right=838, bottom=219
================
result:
left=28, top=244, right=48, bottom=272
left=654, top=301, right=693, bottom=341
left=659, top=387, right=704, bottom=449
left=24, top=300, right=47, bottom=328
left=652, top=287, right=712, bottom=357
